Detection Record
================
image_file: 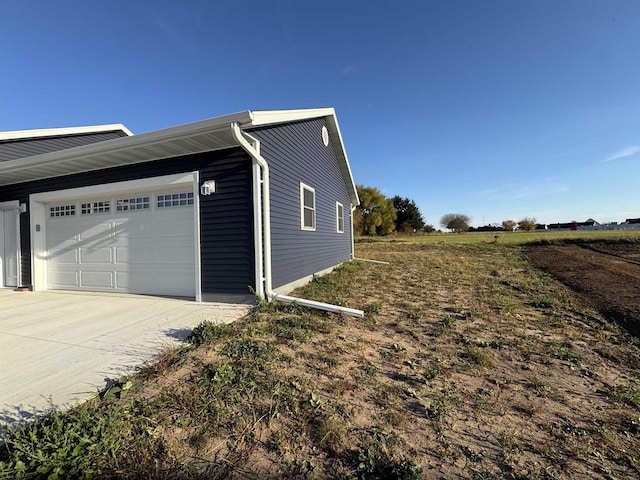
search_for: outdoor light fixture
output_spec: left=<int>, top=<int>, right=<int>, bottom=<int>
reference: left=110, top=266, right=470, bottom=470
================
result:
left=200, top=180, right=216, bottom=195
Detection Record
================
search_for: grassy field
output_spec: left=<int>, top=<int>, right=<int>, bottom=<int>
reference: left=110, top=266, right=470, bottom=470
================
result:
left=371, top=229, right=640, bottom=245
left=1, top=237, right=639, bottom=479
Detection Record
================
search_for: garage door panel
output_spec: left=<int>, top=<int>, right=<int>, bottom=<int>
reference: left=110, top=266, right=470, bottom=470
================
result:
left=115, top=271, right=153, bottom=292
left=48, top=270, right=79, bottom=288
left=114, top=219, right=153, bottom=239
left=114, top=246, right=154, bottom=265
left=155, top=270, right=194, bottom=294
left=46, top=187, right=196, bottom=297
left=48, top=248, right=78, bottom=264
left=79, top=247, right=113, bottom=264
left=78, top=223, right=113, bottom=241
left=80, top=271, right=114, bottom=288
left=153, top=216, right=194, bottom=237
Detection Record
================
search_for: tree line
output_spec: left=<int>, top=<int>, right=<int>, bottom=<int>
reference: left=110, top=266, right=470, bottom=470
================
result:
left=439, top=214, right=539, bottom=233
left=354, top=185, right=539, bottom=236
left=354, top=185, right=432, bottom=236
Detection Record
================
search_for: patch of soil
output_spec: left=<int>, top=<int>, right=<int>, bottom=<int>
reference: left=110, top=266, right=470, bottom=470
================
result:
left=528, top=244, right=640, bottom=336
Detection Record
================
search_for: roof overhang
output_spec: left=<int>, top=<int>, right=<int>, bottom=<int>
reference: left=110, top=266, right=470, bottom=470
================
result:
left=0, top=109, right=359, bottom=205
left=0, top=124, right=133, bottom=141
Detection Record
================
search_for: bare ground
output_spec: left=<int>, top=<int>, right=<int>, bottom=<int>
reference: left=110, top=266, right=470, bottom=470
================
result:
left=528, top=243, right=640, bottom=336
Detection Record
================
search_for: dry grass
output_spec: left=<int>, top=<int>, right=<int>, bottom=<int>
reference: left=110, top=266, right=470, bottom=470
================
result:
left=2, top=241, right=639, bottom=479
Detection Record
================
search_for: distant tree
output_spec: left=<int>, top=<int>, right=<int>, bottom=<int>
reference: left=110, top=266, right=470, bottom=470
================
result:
left=392, top=196, right=425, bottom=233
left=355, top=185, right=396, bottom=235
left=518, top=217, right=537, bottom=231
left=440, top=213, right=471, bottom=233
left=502, top=220, right=517, bottom=232
left=423, top=224, right=436, bottom=233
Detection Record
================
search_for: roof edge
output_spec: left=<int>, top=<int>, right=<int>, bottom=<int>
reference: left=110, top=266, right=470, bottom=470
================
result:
left=0, top=124, right=133, bottom=141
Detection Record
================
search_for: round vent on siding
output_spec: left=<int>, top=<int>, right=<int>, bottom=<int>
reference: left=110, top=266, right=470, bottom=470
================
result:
left=322, top=126, right=329, bottom=146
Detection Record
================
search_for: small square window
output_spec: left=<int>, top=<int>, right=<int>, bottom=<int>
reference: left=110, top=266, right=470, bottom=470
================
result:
left=157, top=192, right=194, bottom=208
left=336, top=202, right=344, bottom=233
left=300, top=183, right=316, bottom=231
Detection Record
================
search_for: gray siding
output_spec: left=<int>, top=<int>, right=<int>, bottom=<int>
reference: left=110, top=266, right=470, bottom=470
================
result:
left=0, top=148, right=255, bottom=297
left=0, top=131, right=127, bottom=163
left=248, top=118, right=353, bottom=289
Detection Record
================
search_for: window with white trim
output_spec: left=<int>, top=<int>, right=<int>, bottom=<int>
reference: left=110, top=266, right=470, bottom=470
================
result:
left=157, top=192, right=194, bottom=208
left=49, top=204, right=76, bottom=217
left=336, top=202, right=344, bottom=233
left=300, top=183, right=316, bottom=231
left=81, top=200, right=111, bottom=215
left=116, top=196, right=150, bottom=212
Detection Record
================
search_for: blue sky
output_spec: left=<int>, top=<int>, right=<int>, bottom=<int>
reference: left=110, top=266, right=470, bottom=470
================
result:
left=1, top=0, right=639, bottom=226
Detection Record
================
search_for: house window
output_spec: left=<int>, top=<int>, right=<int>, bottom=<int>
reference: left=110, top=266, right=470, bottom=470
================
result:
left=300, top=183, right=316, bottom=231
left=157, top=192, right=194, bottom=208
left=81, top=200, right=110, bottom=215
left=116, top=196, right=150, bottom=212
left=49, top=204, right=76, bottom=217
left=336, top=202, right=344, bottom=233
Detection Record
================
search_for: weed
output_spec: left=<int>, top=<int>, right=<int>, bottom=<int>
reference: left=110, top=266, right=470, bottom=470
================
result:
left=355, top=428, right=422, bottom=480
left=425, top=393, right=457, bottom=420
left=422, top=366, right=441, bottom=384
left=212, top=362, right=235, bottom=385
left=362, top=362, right=378, bottom=378
left=318, top=415, right=346, bottom=449
left=0, top=399, right=164, bottom=477
left=442, top=316, right=456, bottom=328
left=222, top=338, right=274, bottom=362
left=189, top=320, right=233, bottom=345
left=462, top=346, right=493, bottom=368
left=609, top=385, right=640, bottom=409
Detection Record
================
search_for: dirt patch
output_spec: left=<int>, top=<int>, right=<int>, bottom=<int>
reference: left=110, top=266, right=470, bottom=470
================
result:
left=528, top=244, right=640, bottom=336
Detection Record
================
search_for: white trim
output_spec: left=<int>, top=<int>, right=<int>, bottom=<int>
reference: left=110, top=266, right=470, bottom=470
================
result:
left=0, top=124, right=132, bottom=141
left=193, top=171, right=202, bottom=302
left=31, top=173, right=195, bottom=203
left=0, top=200, right=21, bottom=288
left=300, top=182, right=316, bottom=231
left=252, top=160, right=264, bottom=299
left=336, top=201, right=344, bottom=233
left=249, top=108, right=335, bottom=127
left=29, top=172, right=199, bottom=297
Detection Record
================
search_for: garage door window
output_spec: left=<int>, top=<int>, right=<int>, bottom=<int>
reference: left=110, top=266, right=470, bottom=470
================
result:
left=81, top=200, right=111, bottom=215
left=157, top=192, right=194, bottom=208
left=116, top=196, right=150, bottom=212
left=49, top=204, right=76, bottom=217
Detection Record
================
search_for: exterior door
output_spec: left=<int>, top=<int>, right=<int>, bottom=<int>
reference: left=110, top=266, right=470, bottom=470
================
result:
left=0, top=206, right=19, bottom=287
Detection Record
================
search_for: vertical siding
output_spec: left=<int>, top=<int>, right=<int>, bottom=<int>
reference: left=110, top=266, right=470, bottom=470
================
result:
left=0, top=148, right=254, bottom=296
left=248, top=118, right=353, bottom=289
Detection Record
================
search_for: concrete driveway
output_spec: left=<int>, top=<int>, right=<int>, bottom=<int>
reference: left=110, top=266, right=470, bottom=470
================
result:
left=0, top=289, right=249, bottom=426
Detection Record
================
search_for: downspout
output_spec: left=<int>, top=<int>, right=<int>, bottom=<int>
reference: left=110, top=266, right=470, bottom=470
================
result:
left=350, top=205, right=356, bottom=259
left=230, top=122, right=364, bottom=318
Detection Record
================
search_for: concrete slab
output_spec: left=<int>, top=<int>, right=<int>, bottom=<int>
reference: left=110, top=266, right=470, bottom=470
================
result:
left=0, top=289, right=250, bottom=426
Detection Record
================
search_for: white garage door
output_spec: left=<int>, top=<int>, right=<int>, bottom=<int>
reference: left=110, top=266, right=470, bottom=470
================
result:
left=46, top=189, right=196, bottom=297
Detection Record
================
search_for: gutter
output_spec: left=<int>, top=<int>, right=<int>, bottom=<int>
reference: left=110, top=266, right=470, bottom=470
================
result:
left=230, top=122, right=364, bottom=318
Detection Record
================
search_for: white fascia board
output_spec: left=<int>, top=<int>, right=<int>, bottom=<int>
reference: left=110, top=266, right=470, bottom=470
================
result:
left=0, top=124, right=133, bottom=141
left=247, top=108, right=335, bottom=127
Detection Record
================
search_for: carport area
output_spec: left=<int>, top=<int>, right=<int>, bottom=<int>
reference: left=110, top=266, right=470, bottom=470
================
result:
left=0, top=289, right=250, bottom=426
